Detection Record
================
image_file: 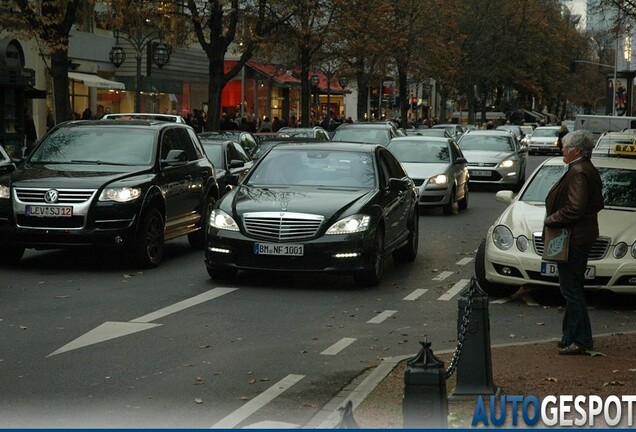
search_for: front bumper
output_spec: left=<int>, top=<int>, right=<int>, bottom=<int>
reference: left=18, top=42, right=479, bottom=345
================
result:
left=468, top=166, right=521, bottom=185
left=483, top=236, right=636, bottom=294
left=205, top=227, right=375, bottom=273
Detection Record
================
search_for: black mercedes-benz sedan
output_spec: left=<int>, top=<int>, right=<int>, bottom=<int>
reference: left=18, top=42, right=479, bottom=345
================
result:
left=204, top=142, right=419, bottom=286
left=0, top=120, right=218, bottom=267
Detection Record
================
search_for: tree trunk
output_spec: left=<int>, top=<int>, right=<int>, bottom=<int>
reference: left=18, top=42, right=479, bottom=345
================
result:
left=356, top=68, right=369, bottom=122
left=50, top=49, right=72, bottom=123
left=397, top=64, right=408, bottom=128
left=206, top=53, right=226, bottom=131
left=300, top=48, right=312, bottom=127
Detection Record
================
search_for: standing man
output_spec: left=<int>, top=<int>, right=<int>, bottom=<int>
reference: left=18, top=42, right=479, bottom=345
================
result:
left=543, top=130, right=604, bottom=355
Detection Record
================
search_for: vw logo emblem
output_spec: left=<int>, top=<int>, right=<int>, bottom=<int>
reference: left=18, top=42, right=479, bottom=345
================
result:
left=44, top=189, right=59, bottom=203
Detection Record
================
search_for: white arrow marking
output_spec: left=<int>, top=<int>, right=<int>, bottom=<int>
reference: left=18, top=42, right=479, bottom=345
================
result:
left=48, top=287, right=237, bottom=356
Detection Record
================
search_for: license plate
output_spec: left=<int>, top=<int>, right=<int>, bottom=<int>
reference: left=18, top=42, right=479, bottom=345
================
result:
left=541, top=262, right=596, bottom=280
left=26, top=205, right=73, bottom=217
left=254, top=243, right=304, bottom=256
left=471, top=170, right=491, bottom=177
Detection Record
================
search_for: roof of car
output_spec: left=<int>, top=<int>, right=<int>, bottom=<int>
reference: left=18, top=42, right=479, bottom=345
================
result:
left=543, top=155, right=636, bottom=168
left=461, top=129, right=514, bottom=136
left=336, top=123, right=394, bottom=129
left=388, top=136, right=450, bottom=143
left=102, top=113, right=186, bottom=123
left=57, top=119, right=184, bottom=129
left=267, top=142, right=381, bottom=152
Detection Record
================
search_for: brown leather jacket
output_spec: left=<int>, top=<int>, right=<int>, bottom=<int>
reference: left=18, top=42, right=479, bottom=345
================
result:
left=544, top=158, right=604, bottom=245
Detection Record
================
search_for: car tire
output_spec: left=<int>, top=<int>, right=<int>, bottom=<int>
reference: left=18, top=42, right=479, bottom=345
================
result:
left=0, top=246, right=25, bottom=265
left=206, top=265, right=238, bottom=280
left=354, top=228, right=385, bottom=287
left=133, top=208, right=164, bottom=268
left=475, top=238, right=517, bottom=297
left=393, top=210, right=419, bottom=262
left=442, top=188, right=456, bottom=215
left=188, top=196, right=216, bottom=250
left=458, top=183, right=469, bottom=211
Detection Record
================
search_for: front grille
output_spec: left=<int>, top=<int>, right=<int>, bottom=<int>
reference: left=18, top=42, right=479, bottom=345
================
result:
left=243, top=212, right=324, bottom=241
left=15, top=188, right=96, bottom=204
left=533, top=233, right=610, bottom=260
left=467, top=162, right=497, bottom=167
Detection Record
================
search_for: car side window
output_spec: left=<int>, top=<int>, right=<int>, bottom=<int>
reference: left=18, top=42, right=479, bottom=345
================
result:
left=231, top=142, right=251, bottom=162
left=380, top=149, right=407, bottom=179
left=186, top=128, right=206, bottom=159
left=160, top=129, right=180, bottom=160
left=450, top=141, right=462, bottom=160
left=175, top=128, right=200, bottom=161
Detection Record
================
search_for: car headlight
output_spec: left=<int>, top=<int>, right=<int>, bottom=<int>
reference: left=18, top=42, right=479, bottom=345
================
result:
left=632, top=242, right=636, bottom=259
left=429, top=174, right=448, bottom=185
left=516, top=235, right=529, bottom=252
left=0, top=184, right=9, bottom=199
left=499, top=159, right=516, bottom=168
left=99, top=187, right=141, bottom=202
left=209, top=209, right=239, bottom=231
left=492, top=225, right=514, bottom=250
left=326, top=214, right=370, bottom=234
left=614, top=242, right=628, bottom=259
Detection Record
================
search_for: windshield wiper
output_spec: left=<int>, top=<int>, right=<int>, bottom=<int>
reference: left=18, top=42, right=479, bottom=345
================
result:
left=70, top=160, right=133, bottom=166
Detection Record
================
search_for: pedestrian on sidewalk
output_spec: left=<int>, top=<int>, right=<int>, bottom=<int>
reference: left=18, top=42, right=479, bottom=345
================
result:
left=543, top=130, right=604, bottom=355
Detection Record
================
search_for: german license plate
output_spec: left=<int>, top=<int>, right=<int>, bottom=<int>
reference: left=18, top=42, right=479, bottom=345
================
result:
left=541, top=262, right=596, bottom=280
left=471, top=170, right=491, bottom=177
left=254, top=243, right=304, bottom=256
left=26, top=205, right=73, bottom=217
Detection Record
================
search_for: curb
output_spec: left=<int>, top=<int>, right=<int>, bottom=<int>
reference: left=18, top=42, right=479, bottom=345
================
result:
left=303, top=330, right=636, bottom=428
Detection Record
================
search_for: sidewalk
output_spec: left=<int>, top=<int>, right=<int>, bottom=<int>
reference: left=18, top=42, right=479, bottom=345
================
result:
left=308, top=331, right=636, bottom=428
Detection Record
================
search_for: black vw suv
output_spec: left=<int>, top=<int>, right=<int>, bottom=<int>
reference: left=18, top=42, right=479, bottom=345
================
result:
left=0, top=120, right=218, bottom=267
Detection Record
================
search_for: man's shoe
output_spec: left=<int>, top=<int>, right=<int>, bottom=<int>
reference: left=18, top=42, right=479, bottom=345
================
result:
left=558, top=343, right=586, bottom=355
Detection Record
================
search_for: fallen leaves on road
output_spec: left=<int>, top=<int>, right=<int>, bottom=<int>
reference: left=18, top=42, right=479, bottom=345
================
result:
left=239, top=396, right=250, bottom=401
left=20, top=326, right=27, bottom=330
left=194, top=398, right=204, bottom=404
left=545, top=377, right=558, bottom=382
left=603, top=381, right=625, bottom=387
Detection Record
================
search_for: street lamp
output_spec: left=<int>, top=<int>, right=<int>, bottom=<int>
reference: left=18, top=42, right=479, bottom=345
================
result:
left=109, top=14, right=170, bottom=112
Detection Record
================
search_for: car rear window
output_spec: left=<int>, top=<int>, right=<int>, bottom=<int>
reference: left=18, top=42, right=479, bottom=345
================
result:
left=388, top=140, right=450, bottom=163
left=459, top=135, right=513, bottom=152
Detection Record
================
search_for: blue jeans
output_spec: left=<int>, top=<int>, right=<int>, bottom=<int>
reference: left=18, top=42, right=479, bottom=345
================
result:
left=557, top=243, right=593, bottom=350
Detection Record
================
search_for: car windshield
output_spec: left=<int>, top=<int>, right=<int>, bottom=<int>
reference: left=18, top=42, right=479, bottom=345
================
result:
left=29, top=126, right=156, bottom=165
left=247, top=149, right=376, bottom=188
left=252, top=141, right=281, bottom=160
left=201, top=142, right=224, bottom=168
left=594, top=136, right=635, bottom=154
left=332, top=128, right=390, bottom=145
left=388, top=140, right=450, bottom=163
left=532, top=128, right=559, bottom=138
left=459, top=135, right=513, bottom=152
left=520, top=164, right=636, bottom=208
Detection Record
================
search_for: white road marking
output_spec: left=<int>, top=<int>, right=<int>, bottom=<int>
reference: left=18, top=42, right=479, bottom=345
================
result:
left=131, top=287, right=237, bottom=323
left=211, top=374, right=305, bottom=429
left=456, top=257, right=474, bottom=266
left=402, top=289, right=428, bottom=301
left=320, top=338, right=357, bottom=356
left=432, top=271, right=453, bottom=281
left=243, top=421, right=300, bottom=428
left=437, top=279, right=470, bottom=301
left=490, top=297, right=513, bottom=304
left=49, top=287, right=238, bottom=356
left=366, top=310, right=397, bottom=324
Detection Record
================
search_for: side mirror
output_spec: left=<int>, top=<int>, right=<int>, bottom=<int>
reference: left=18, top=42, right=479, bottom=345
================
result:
left=0, top=163, right=16, bottom=175
left=228, top=159, right=245, bottom=169
left=388, top=177, right=409, bottom=192
left=162, top=149, right=188, bottom=166
left=496, top=190, right=515, bottom=203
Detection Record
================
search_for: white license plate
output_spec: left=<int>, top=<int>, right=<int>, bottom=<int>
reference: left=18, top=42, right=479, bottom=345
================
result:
left=471, top=170, right=491, bottom=177
left=541, top=262, right=596, bottom=280
left=254, top=243, right=304, bottom=256
left=26, top=205, right=73, bottom=217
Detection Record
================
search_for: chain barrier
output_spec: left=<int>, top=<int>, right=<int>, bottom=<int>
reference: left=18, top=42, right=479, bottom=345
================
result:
left=444, top=277, right=478, bottom=379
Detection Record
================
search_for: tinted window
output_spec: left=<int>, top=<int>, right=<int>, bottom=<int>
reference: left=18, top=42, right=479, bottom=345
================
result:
left=230, top=142, right=250, bottom=162
left=380, top=149, right=407, bottom=178
left=175, top=128, right=199, bottom=161
left=388, top=140, right=450, bottom=163
left=201, top=142, right=224, bottom=168
left=332, top=127, right=391, bottom=145
left=30, top=126, right=155, bottom=166
left=247, top=149, right=375, bottom=188
left=459, top=135, right=514, bottom=152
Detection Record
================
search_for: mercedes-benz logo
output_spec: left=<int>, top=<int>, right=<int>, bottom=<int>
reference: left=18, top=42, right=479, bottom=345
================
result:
left=44, top=189, right=59, bottom=204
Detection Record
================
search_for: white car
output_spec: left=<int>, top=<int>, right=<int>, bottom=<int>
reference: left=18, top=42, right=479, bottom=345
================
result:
left=387, top=136, right=469, bottom=215
left=527, top=126, right=561, bottom=155
left=476, top=156, right=636, bottom=297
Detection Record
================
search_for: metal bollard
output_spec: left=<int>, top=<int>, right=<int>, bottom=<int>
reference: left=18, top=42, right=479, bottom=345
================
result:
left=449, top=279, right=499, bottom=398
left=403, top=339, right=448, bottom=428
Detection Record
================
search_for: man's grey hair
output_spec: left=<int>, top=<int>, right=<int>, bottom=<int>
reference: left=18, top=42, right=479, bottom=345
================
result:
left=562, top=129, right=595, bottom=158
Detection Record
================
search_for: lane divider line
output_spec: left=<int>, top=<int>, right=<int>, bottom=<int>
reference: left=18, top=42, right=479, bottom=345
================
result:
left=437, top=279, right=470, bottom=301
left=402, top=289, right=428, bottom=301
left=456, top=257, right=474, bottom=266
left=210, top=374, right=305, bottom=429
left=432, top=271, right=453, bottom=281
left=366, top=310, right=397, bottom=324
left=320, top=338, right=357, bottom=356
